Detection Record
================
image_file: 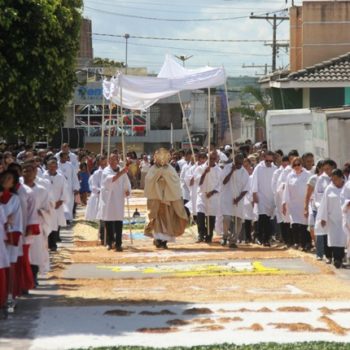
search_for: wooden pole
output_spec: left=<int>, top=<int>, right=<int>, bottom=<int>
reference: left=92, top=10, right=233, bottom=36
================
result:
left=207, top=88, right=211, bottom=240
left=107, top=101, right=112, bottom=158
left=100, top=94, right=105, bottom=155
left=120, top=84, right=133, bottom=245
left=177, top=93, right=195, bottom=160
left=224, top=81, right=234, bottom=148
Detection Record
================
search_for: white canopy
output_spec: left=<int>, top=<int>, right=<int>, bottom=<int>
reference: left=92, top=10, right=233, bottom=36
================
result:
left=103, top=54, right=226, bottom=110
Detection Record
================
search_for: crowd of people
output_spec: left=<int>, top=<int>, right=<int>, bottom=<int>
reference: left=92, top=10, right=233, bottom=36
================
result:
left=1, top=140, right=350, bottom=319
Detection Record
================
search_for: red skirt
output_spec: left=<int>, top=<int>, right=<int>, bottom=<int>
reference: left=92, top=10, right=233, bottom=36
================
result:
left=0, top=268, right=7, bottom=307
left=21, top=245, right=34, bottom=291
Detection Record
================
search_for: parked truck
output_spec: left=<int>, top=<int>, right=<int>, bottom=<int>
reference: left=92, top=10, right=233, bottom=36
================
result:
left=266, top=108, right=350, bottom=167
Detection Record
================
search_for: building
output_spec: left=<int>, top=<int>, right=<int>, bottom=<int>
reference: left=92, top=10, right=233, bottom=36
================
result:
left=260, top=1, right=350, bottom=110
left=290, top=0, right=350, bottom=72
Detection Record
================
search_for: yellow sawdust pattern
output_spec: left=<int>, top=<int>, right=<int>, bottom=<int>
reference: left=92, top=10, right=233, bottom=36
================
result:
left=319, top=316, right=348, bottom=335
left=192, top=325, right=225, bottom=332
left=238, top=323, right=264, bottom=331
left=217, top=317, right=243, bottom=323
left=269, top=322, right=329, bottom=333
left=277, top=306, right=310, bottom=312
left=192, top=318, right=216, bottom=325
left=137, top=327, right=178, bottom=333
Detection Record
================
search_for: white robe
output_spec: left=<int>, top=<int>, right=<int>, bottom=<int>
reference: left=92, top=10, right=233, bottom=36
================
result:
left=180, top=161, right=191, bottom=201
left=340, top=180, right=350, bottom=257
left=314, top=173, right=331, bottom=235
left=282, top=169, right=311, bottom=225
left=55, top=151, right=79, bottom=174
left=18, top=183, right=39, bottom=246
left=184, top=163, right=203, bottom=216
left=58, top=161, right=80, bottom=221
left=0, top=205, right=10, bottom=269
left=85, top=168, right=103, bottom=221
left=3, top=194, right=23, bottom=263
left=243, top=175, right=257, bottom=221
left=317, top=183, right=347, bottom=247
left=251, top=161, right=277, bottom=217
left=272, top=166, right=284, bottom=223
left=196, top=164, right=222, bottom=216
left=221, top=165, right=250, bottom=219
left=29, top=183, right=51, bottom=273
left=43, top=171, right=69, bottom=231
left=98, top=166, right=131, bottom=221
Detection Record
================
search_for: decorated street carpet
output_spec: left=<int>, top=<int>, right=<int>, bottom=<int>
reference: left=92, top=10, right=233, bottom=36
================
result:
left=63, top=258, right=319, bottom=279
left=30, top=301, right=350, bottom=350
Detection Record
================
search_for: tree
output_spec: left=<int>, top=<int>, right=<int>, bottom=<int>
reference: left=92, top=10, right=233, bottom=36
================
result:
left=233, top=86, right=271, bottom=127
left=92, top=57, right=125, bottom=68
left=0, top=0, right=83, bottom=140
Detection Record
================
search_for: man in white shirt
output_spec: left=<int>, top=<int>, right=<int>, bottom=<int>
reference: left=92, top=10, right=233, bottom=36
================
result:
left=196, top=150, right=222, bottom=243
left=43, top=159, right=68, bottom=251
left=221, top=154, right=249, bottom=248
left=252, top=151, right=277, bottom=246
left=55, top=143, right=79, bottom=174
left=99, top=154, right=131, bottom=252
left=180, top=150, right=193, bottom=217
left=58, top=152, right=79, bottom=223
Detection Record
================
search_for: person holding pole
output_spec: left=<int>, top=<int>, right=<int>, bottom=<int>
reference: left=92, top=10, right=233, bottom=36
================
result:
left=99, top=153, right=131, bottom=252
left=195, top=150, right=221, bottom=243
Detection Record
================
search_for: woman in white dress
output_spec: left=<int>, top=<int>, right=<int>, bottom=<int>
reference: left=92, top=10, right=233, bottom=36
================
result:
left=282, top=157, right=312, bottom=251
left=318, top=169, right=347, bottom=268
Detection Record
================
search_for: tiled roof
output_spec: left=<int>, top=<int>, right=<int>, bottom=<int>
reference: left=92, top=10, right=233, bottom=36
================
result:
left=259, top=52, right=350, bottom=85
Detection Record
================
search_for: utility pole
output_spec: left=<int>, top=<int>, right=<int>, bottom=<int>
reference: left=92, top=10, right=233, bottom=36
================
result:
left=250, top=13, right=289, bottom=72
left=242, top=63, right=272, bottom=75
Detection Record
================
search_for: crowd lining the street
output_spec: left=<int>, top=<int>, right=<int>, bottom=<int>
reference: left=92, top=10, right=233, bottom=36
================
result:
left=0, top=140, right=350, bottom=319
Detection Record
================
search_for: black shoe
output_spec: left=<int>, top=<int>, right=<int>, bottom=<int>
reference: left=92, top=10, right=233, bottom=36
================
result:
left=263, top=242, right=271, bottom=247
left=334, top=260, right=342, bottom=269
left=161, top=241, right=168, bottom=249
left=115, top=246, right=123, bottom=252
left=153, top=239, right=162, bottom=248
left=205, top=236, right=212, bottom=243
left=229, top=243, right=238, bottom=249
left=50, top=246, right=57, bottom=252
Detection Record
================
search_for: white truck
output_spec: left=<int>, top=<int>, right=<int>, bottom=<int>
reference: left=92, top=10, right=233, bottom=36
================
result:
left=266, top=108, right=350, bottom=167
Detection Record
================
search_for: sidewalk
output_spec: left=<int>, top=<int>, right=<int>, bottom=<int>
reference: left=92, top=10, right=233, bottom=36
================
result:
left=0, top=225, right=73, bottom=350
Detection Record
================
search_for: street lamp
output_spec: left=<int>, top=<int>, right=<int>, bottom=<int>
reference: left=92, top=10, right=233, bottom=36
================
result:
left=124, top=33, right=130, bottom=74
left=175, top=55, right=193, bottom=67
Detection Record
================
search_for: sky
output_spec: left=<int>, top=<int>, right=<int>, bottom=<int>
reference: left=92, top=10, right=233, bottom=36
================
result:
left=83, top=0, right=303, bottom=77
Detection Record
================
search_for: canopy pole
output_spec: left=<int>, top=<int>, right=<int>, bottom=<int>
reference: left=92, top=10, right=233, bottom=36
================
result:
left=120, top=86, right=133, bottom=245
left=224, top=81, right=234, bottom=148
left=207, top=87, right=211, bottom=240
left=177, top=93, right=195, bottom=159
left=100, top=94, right=105, bottom=155
left=107, top=101, right=112, bottom=158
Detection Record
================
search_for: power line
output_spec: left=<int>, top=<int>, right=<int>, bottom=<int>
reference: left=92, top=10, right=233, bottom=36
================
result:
left=85, top=6, right=248, bottom=21
left=92, top=32, right=289, bottom=43
left=85, top=5, right=288, bottom=22
left=93, top=37, right=272, bottom=56
left=84, top=0, right=284, bottom=15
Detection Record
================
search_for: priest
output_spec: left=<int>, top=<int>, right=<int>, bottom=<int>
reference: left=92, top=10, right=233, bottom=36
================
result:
left=144, top=148, right=188, bottom=249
